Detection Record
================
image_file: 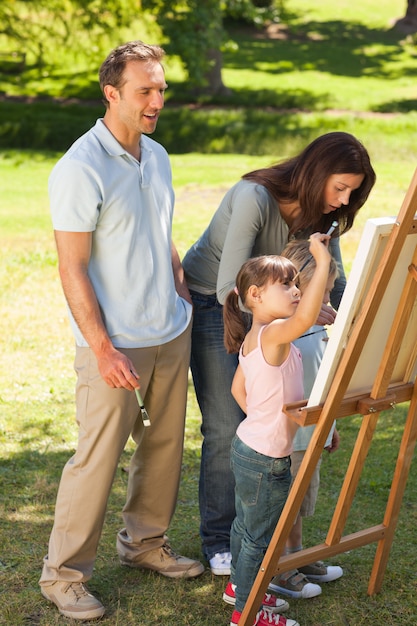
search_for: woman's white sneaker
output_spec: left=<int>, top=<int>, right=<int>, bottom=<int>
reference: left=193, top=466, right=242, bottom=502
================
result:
left=209, top=551, right=232, bottom=575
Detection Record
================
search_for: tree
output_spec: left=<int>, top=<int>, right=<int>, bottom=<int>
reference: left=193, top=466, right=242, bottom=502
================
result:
left=142, top=0, right=284, bottom=95
left=392, top=0, right=417, bottom=34
left=0, top=0, right=283, bottom=95
left=142, top=0, right=230, bottom=95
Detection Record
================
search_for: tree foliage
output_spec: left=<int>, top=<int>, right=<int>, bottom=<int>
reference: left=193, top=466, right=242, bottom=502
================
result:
left=0, top=0, right=283, bottom=92
left=0, top=0, right=139, bottom=66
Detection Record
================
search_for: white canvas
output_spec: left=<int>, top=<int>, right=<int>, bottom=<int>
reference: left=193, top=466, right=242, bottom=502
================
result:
left=308, top=216, right=417, bottom=407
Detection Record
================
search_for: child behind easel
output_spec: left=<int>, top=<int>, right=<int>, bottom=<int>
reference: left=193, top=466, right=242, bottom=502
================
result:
left=222, top=232, right=331, bottom=626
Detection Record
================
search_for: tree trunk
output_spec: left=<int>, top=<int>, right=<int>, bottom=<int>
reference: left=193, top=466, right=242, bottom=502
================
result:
left=204, top=48, right=232, bottom=96
left=392, top=0, right=417, bottom=34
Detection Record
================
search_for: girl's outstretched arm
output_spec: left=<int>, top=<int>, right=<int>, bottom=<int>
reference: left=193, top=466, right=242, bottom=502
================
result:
left=265, top=233, right=331, bottom=348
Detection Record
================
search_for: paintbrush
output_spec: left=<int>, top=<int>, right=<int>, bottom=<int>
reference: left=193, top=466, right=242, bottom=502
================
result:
left=135, top=388, right=151, bottom=427
left=293, top=220, right=338, bottom=280
left=130, top=369, right=151, bottom=427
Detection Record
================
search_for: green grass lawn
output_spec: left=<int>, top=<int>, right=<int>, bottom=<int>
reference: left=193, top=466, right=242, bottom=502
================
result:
left=1, top=0, right=417, bottom=623
left=1, top=148, right=417, bottom=625
left=219, top=3, right=417, bottom=114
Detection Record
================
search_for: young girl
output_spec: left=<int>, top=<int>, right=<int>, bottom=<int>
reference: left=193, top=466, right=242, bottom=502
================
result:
left=222, top=233, right=331, bottom=626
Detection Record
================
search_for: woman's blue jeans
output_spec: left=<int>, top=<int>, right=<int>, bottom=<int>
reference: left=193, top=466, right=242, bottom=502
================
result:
left=189, top=290, right=245, bottom=561
left=230, top=435, right=292, bottom=613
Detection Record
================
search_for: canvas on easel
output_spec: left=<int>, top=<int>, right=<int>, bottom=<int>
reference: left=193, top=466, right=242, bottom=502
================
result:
left=237, top=169, right=417, bottom=626
left=308, top=215, right=417, bottom=406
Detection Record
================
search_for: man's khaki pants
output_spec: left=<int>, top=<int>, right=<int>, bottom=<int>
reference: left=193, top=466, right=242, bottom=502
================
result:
left=40, top=325, right=191, bottom=584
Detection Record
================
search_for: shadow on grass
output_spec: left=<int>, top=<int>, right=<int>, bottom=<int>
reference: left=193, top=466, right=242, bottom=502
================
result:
left=376, top=98, right=417, bottom=113
left=1, top=404, right=416, bottom=623
left=0, top=442, right=203, bottom=563
left=152, top=19, right=415, bottom=112
left=0, top=442, right=224, bottom=625
left=0, top=98, right=346, bottom=154
left=224, top=20, right=413, bottom=80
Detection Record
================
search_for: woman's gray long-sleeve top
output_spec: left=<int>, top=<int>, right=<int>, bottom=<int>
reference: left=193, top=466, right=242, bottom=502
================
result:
left=182, top=179, right=346, bottom=308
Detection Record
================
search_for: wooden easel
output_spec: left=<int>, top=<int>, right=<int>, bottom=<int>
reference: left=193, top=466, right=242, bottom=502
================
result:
left=238, top=171, right=417, bottom=625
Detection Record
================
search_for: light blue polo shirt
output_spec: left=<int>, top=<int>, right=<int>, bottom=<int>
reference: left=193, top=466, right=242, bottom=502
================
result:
left=49, top=119, right=191, bottom=348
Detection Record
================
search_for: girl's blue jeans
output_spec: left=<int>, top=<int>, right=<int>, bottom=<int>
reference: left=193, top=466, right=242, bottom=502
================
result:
left=230, top=435, right=292, bottom=613
left=189, top=290, right=245, bottom=561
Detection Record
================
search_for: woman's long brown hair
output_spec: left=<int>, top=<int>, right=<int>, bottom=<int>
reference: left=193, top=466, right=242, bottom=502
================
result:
left=242, top=131, right=376, bottom=236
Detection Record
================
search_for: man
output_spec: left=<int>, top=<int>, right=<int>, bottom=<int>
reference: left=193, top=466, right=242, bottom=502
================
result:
left=39, top=40, right=204, bottom=621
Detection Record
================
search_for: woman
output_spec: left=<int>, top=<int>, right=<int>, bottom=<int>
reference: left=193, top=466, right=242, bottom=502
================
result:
left=182, top=131, right=376, bottom=576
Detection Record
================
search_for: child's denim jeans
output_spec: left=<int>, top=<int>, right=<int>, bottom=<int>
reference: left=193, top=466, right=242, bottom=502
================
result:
left=230, top=434, right=292, bottom=613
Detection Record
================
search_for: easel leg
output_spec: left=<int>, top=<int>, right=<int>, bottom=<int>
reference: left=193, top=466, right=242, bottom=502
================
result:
left=368, top=381, right=417, bottom=594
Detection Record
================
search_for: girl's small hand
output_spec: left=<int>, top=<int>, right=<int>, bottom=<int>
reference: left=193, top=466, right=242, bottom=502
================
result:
left=308, top=232, right=332, bottom=261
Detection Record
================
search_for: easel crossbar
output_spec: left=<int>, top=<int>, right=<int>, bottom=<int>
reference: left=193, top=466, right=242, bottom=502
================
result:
left=270, top=524, right=386, bottom=576
left=284, top=382, right=414, bottom=426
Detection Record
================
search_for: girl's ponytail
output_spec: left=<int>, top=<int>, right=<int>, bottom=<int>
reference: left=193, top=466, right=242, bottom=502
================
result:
left=223, top=289, right=247, bottom=354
